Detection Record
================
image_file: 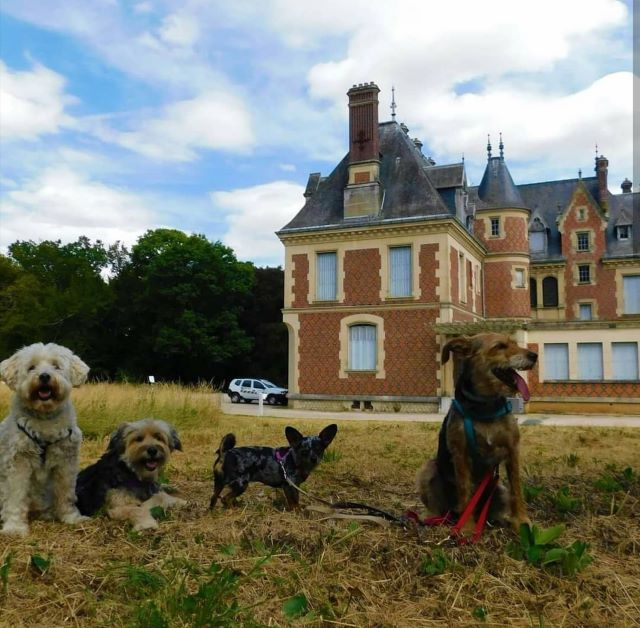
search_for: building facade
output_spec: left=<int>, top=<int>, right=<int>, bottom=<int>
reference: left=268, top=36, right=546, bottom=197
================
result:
left=277, top=82, right=640, bottom=414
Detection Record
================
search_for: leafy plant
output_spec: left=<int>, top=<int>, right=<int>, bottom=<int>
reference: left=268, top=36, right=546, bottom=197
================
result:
left=322, top=450, right=343, bottom=463
left=472, top=606, right=488, bottom=622
left=111, top=564, right=166, bottom=599
left=552, top=487, right=581, bottom=514
left=0, top=552, right=12, bottom=597
left=507, top=524, right=593, bottom=576
left=30, top=554, right=52, bottom=576
left=282, top=594, right=309, bottom=619
left=419, top=549, right=452, bottom=576
left=522, top=483, right=546, bottom=503
left=564, top=453, right=579, bottom=468
left=150, top=506, right=169, bottom=521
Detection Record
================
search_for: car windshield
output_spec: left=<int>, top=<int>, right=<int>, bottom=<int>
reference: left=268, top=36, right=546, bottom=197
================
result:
left=261, top=380, right=278, bottom=388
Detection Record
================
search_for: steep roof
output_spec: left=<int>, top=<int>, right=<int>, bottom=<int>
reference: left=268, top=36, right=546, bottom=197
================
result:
left=279, top=121, right=452, bottom=233
left=476, top=156, right=527, bottom=209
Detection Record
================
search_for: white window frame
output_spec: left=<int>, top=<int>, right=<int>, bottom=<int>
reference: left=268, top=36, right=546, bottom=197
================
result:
left=388, top=245, right=412, bottom=298
left=623, top=275, right=640, bottom=314
left=544, top=343, right=569, bottom=380
left=577, top=343, right=603, bottom=381
left=578, top=265, right=591, bottom=284
left=617, top=225, right=630, bottom=241
left=515, top=268, right=526, bottom=288
left=348, top=324, right=377, bottom=371
left=612, top=342, right=639, bottom=380
left=578, top=303, right=592, bottom=321
left=316, top=251, right=337, bottom=301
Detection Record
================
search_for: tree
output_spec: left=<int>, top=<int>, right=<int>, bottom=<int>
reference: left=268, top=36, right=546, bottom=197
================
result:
left=111, top=229, right=255, bottom=382
left=1, top=239, right=115, bottom=370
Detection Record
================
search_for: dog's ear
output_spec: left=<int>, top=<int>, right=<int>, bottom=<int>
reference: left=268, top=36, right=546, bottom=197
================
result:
left=0, top=353, right=21, bottom=391
left=168, top=425, right=182, bottom=451
left=107, top=423, right=129, bottom=454
left=68, top=353, right=90, bottom=387
left=441, top=336, right=472, bottom=364
left=285, top=426, right=304, bottom=447
left=319, top=424, right=338, bottom=447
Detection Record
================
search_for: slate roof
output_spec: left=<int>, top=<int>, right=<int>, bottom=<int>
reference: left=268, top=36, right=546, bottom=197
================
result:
left=278, top=121, right=452, bottom=233
left=279, top=120, right=638, bottom=261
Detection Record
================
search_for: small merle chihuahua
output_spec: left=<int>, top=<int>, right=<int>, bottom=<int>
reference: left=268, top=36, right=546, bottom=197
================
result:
left=209, top=424, right=338, bottom=510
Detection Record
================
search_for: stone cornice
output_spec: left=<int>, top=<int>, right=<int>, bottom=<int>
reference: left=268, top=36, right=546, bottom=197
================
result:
left=601, top=256, right=640, bottom=267
left=528, top=319, right=640, bottom=330
left=278, top=216, right=486, bottom=258
left=282, top=302, right=441, bottom=315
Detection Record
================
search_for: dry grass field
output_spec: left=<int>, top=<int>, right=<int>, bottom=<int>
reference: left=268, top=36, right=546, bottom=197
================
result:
left=0, top=383, right=638, bottom=627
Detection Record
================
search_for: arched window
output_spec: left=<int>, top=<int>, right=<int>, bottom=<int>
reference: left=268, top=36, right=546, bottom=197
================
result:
left=530, top=278, right=538, bottom=308
left=349, top=324, right=377, bottom=370
left=542, top=276, right=558, bottom=307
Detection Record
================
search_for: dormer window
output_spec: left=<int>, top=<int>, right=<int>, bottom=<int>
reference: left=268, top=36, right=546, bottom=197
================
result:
left=617, top=225, right=631, bottom=241
left=529, top=216, right=547, bottom=253
left=577, top=232, right=590, bottom=251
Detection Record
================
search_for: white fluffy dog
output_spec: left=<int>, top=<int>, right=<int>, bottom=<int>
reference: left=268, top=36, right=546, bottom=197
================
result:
left=0, top=342, right=89, bottom=536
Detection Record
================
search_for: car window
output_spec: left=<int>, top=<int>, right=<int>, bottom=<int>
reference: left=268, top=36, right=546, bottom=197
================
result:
left=254, top=381, right=266, bottom=389
left=261, top=380, right=277, bottom=388
left=241, top=380, right=252, bottom=387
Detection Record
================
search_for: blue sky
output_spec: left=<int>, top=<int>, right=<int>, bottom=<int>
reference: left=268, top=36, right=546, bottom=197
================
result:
left=0, top=0, right=634, bottom=267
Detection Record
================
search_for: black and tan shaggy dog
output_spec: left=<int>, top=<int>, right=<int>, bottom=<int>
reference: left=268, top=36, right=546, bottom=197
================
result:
left=76, top=419, right=185, bottom=531
left=417, top=333, right=537, bottom=532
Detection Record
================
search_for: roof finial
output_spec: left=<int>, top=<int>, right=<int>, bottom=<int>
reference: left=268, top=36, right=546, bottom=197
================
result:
left=578, top=168, right=582, bottom=179
left=461, top=152, right=465, bottom=164
left=595, top=143, right=599, bottom=159
left=487, top=134, right=492, bottom=159
left=499, top=132, right=504, bottom=158
left=391, top=86, right=397, bottom=120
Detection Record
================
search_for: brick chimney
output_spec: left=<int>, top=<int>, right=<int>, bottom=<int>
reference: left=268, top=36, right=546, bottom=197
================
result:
left=343, top=82, right=383, bottom=218
left=348, top=82, right=380, bottom=164
left=595, top=154, right=609, bottom=214
left=621, top=178, right=632, bottom=193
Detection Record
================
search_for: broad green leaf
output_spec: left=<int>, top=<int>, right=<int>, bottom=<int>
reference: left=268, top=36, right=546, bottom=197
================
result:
left=542, top=548, right=568, bottom=565
left=533, top=524, right=565, bottom=546
left=283, top=594, right=309, bottom=619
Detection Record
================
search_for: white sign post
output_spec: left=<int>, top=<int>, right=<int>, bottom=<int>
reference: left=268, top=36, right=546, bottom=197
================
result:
left=258, top=393, right=266, bottom=416
left=148, top=375, right=155, bottom=384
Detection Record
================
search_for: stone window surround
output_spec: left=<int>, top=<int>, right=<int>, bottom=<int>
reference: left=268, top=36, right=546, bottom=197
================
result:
left=576, top=263, right=594, bottom=286
left=576, top=300, right=597, bottom=321
left=513, top=266, right=527, bottom=289
left=489, top=216, right=501, bottom=238
left=338, top=313, right=386, bottom=379
left=571, top=228, right=595, bottom=253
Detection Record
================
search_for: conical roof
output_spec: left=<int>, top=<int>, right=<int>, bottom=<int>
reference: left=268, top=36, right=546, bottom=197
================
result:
left=477, top=156, right=527, bottom=209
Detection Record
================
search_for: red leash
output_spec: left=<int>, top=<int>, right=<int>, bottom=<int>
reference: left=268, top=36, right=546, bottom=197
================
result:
left=406, top=467, right=498, bottom=544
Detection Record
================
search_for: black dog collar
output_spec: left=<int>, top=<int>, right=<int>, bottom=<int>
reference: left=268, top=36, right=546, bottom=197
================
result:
left=16, top=422, right=73, bottom=465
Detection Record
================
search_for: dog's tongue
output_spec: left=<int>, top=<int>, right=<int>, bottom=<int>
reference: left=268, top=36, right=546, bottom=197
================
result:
left=38, top=388, right=52, bottom=400
left=145, top=461, right=158, bottom=470
left=513, top=371, right=530, bottom=402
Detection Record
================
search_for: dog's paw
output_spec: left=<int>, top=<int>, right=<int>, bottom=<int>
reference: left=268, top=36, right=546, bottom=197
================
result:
left=133, top=519, right=159, bottom=532
left=60, top=511, right=90, bottom=524
left=1, top=521, right=29, bottom=537
left=170, top=497, right=187, bottom=508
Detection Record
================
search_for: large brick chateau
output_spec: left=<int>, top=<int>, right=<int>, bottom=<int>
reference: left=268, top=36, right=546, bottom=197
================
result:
left=277, top=82, right=640, bottom=414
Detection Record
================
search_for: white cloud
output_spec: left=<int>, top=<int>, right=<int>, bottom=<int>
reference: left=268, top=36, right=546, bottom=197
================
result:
left=0, top=166, right=157, bottom=250
left=85, top=91, right=255, bottom=161
left=279, top=163, right=296, bottom=172
left=213, top=181, right=305, bottom=266
left=0, top=61, right=75, bottom=140
left=158, top=12, right=200, bottom=48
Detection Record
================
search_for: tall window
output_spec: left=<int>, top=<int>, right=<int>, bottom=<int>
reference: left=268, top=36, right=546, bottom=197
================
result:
left=544, top=343, right=569, bottom=380
left=612, top=342, right=639, bottom=380
left=578, top=265, right=591, bottom=284
left=349, top=325, right=376, bottom=370
left=490, top=217, right=500, bottom=237
left=623, top=275, right=640, bottom=314
left=389, top=246, right=412, bottom=297
left=530, top=231, right=546, bottom=253
left=530, top=278, right=538, bottom=307
left=577, top=343, right=603, bottom=380
left=542, top=276, right=559, bottom=307
left=515, top=268, right=525, bottom=288
left=316, top=252, right=337, bottom=301
left=577, top=232, right=590, bottom=251
left=578, top=304, right=592, bottom=321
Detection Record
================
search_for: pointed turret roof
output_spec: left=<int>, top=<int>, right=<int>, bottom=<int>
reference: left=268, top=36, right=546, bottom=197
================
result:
left=477, top=155, right=527, bottom=209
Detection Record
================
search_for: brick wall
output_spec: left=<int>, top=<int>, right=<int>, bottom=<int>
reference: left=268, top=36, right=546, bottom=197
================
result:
left=298, top=309, right=439, bottom=396
left=476, top=215, right=529, bottom=253
left=419, top=243, right=439, bottom=302
left=292, top=254, right=309, bottom=307
left=561, top=190, right=617, bottom=320
left=484, top=261, right=530, bottom=317
left=344, top=248, right=381, bottom=305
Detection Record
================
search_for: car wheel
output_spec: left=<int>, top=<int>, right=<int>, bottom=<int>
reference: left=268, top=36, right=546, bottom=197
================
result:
left=266, top=394, right=277, bottom=405
left=230, top=392, right=241, bottom=403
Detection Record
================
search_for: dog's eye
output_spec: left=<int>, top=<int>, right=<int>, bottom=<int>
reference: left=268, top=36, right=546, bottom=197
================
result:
left=53, top=363, right=61, bottom=370
left=494, top=342, right=508, bottom=350
left=28, top=365, right=35, bottom=371
left=135, top=435, right=144, bottom=443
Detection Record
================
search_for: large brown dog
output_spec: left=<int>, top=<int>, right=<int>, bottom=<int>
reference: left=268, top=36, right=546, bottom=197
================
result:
left=417, top=333, right=537, bottom=532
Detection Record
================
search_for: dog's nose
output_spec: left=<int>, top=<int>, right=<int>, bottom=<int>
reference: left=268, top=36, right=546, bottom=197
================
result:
left=39, top=373, right=51, bottom=384
left=527, top=351, right=538, bottom=363
left=147, top=446, right=158, bottom=457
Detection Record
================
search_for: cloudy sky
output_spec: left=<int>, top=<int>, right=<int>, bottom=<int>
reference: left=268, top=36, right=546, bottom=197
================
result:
left=0, top=0, right=634, bottom=267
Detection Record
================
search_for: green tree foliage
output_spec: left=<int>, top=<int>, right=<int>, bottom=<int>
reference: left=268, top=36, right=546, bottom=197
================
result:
left=0, top=238, right=119, bottom=371
left=111, top=229, right=255, bottom=382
